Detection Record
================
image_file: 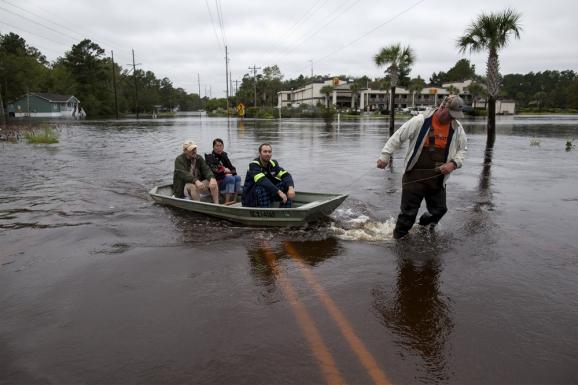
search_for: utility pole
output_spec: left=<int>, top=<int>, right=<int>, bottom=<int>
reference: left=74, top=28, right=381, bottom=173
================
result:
left=26, top=87, right=31, bottom=127
left=0, top=83, right=5, bottom=130
left=249, top=64, right=261, bottom=108
left=229, top=71, right=233, bottom=100
left=130, top=49, right=141, bottom=119
left=0, top=60, right=5, bottom=129
left=309, top=60, right=313, bottom=78
left=111, top=50, right=119, bottom=119
left=197, top=73, right=202, bottom=111
left=225, top=45, right=230, bottom=119
left=233, top=80, right=239, bottom=95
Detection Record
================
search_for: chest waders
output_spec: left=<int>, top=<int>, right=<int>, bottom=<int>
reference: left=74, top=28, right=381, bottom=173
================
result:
left=394, top=127, right=449, bottom=239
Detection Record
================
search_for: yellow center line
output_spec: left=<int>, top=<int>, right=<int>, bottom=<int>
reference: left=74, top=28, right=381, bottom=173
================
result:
left=261, top=244, right=347, bottom=385
left=284, top=242, right=393, bottom=385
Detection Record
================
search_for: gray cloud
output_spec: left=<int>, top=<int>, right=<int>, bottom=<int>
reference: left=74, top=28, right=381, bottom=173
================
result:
left=2, top=0, right=577, bottom=95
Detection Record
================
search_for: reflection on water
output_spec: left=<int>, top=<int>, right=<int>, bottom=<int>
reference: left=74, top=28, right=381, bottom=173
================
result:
left=372, top=236, right=453, bottom=384
left=247, top=240, right=279, bottom=292
left=280, top=238, right=342, bottom=266
left=464, top=144, right=495, bottom=235
left=169, top=207, right=251, bottom=244
left=246, top=238, right=342, bottom=289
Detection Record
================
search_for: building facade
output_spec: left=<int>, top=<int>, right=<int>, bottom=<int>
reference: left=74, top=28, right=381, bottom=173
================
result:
left=278, top=78, right=513, bottom=113
left=8, top=93, right=82, bottom=118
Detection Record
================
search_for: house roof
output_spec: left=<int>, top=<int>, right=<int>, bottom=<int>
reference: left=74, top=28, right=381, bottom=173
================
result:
left=31, top=93, right=77, bottom=102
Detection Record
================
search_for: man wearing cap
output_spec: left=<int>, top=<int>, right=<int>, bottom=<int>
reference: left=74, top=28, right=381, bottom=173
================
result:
left=376, top=95, right=468, bottom=239
left=173, top=140, right=220, bottom=204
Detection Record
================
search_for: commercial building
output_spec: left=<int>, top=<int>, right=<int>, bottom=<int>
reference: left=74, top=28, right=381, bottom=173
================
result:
left=278, top=78, right=514, bottom=113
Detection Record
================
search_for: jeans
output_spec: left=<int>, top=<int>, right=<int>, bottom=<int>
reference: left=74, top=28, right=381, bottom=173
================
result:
left=220, top=175, right=242, bottom=194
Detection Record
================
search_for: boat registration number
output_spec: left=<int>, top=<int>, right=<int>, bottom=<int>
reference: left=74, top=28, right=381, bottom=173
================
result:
left=249, top=210, right=276, bottom=218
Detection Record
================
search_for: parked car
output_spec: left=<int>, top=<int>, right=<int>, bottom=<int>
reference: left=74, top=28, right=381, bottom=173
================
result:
left=409, top=106, right=429, bottom=116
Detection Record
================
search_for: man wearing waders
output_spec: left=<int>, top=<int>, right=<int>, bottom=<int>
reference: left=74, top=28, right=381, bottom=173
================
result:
left=377, top=95, right=468, bottom=239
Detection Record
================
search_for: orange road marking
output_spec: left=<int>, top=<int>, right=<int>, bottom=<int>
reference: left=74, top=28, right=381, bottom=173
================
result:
left=284, top=242, right=392, bottom=385
left=261, top=244, right=346, bottom=385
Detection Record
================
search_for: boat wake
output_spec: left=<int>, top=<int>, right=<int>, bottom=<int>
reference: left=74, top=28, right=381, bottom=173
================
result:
left=329, top=207, right=397, bottom=241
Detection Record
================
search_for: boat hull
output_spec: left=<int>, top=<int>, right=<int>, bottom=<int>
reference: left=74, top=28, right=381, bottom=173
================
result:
left=148, top=185, right=347, bottom=226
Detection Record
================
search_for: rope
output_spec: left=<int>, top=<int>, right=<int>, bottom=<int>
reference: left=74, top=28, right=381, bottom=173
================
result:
left=401, top=173, right=443, bottom=186
left=340, top=167, right=376, bottom=192
left=401, top=166, right=444, bottom=186
left=338, top=166, right=446, bottom=192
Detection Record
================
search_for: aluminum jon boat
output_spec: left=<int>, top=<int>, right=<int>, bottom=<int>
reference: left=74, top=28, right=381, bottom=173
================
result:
left=148, top=184, right=348, bottom=226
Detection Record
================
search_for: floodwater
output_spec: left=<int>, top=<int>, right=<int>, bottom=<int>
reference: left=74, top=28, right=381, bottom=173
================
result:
left=1, top=115, right=577, bottom=385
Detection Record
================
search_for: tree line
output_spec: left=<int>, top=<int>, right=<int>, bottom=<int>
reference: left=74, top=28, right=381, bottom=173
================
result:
left=2, top=29, right=578, bottom=121
left=0, top=33, right=202, bottom=117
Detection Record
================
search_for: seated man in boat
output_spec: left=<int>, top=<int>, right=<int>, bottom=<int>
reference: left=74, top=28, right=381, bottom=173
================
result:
left=173, top=139, right=220, bottom=204
left=241, top=143, right=295, bottom=208
left=205, top=138, right=242, bottom=205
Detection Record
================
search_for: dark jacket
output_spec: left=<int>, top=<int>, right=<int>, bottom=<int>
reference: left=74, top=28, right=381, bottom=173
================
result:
left=241, top=158, right=294, bottom=199
left=204, top=151, right=237, bottom=181
left=173, top=153, right=214, bottom=198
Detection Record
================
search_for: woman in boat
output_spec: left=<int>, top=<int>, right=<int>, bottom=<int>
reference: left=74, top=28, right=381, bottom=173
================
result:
left=205, top=138, right=242, bottom=205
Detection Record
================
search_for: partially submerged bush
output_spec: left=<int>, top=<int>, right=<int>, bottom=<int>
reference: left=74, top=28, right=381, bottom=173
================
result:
left=566, top=139, right=575, bottom=151
left=24, top=126, right=59, bottom=144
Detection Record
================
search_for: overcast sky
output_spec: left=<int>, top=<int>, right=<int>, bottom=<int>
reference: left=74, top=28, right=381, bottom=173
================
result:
left=2, top=0, right=577, bottom=96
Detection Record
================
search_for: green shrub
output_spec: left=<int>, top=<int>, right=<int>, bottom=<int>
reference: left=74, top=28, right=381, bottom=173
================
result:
left=470, top=109, right=487, bottom=117
left=24, top=126, right=59, bottom=144
left=320, top=107, right=336, bottom=123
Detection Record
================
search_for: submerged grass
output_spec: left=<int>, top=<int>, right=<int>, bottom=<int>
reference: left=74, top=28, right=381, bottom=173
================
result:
left=566, top=139, right=575, bottom=151
left=24, top=126, right=59, bottom=144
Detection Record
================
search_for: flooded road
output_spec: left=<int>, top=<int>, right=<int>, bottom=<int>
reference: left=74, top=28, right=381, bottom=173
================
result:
left=1, top=115, right=577, bottom=384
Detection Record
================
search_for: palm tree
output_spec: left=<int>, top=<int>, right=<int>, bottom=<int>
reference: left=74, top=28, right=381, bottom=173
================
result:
left=374, top=43, right=415, bottom=135
left=466, top=81, right=487, bottom=109
left=458, top=8, right=522, bottom=146
left=349, top=82, right=361, bottom=110
left=320, top=85, right=334, bottom=108
left=446, top=85, right=460, bottom=95
left=408, top=76, right=426, bottom=108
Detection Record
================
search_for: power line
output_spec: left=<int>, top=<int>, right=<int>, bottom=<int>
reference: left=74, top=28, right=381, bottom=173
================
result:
left=292, top=0, right=426, bottom=76
left=1, top=0, right=85, bottom=41
left=283, top=0, right=330, bottom=44
left=0, top=20, right=69, bottom=49
left=261, top=0, right=332, bottom=66
left=1, top=0, right=129, bottom=53
left=204, top=0, right=224, bottom=52
left=0, top=4, right=79, bottom=42
left=215, top=0, right=227, bottom=47
left=316, top=0, right=426, bottom=65
left=270, top=0, right=361, bottom=65
left=0, top=0, right=132, bottom=63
